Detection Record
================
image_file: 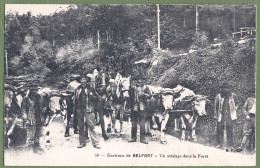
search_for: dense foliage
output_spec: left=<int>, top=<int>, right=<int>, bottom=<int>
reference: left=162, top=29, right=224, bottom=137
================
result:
left=5, top=4, right=255, bottom=78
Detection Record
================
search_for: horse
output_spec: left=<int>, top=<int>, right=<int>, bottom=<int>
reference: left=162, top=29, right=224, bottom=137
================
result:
left=107, top=74, right=131, bottom=135
left=88, top=69, right=110, bottom=140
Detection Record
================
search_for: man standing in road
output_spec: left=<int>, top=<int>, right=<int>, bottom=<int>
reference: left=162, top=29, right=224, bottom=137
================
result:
left=74, top=75, right=101, bottom=149
left=129, top=75, right=152, bottom=144
left=21, top=85, right=46, bottom=154
left=214, top=82, right=239, bottom=151
left=237, top=92, right=256, bottom=153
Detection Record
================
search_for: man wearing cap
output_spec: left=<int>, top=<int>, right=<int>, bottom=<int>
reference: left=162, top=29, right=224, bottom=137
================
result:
left=74, top=75, right=101, bottom=149
left=237, top=92, right=256, bottom=153
left=21, top=85, right=45, bottom=154
left=214, top=82, right=239, bottom=151
left=64, top=74, right=81, bottom=136
left=129, top=75, right=152, bottom=144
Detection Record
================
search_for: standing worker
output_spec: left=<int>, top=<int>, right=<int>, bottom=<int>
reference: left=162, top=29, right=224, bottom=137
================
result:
left=128, top=75, right=152, bottom=144
left=74, top=75, right=101, bottom=149
left=237, top=93, right=256, bottom=153
left=21, top=85, right=46, bottom=154
left=214, top=82, right=239, bottom=151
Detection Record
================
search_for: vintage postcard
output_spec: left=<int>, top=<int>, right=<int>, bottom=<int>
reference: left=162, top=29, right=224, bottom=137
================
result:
left=3, top=3, right=257, bottom=166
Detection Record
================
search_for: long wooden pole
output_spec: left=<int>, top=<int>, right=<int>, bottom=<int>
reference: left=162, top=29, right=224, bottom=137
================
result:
left=233, top=4, right=236, bottom=32
left=5, top=50, right=8, bottom=76
left=157, top=4, right=160, bottom=50
left=196, top=5, right=199, bottom=33
left=97, top=29, right=100, bottom=50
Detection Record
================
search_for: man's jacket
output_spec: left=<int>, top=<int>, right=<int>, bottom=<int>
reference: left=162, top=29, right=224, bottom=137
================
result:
left=214, top=93, right=238, bottom=122
left=243, top=97, right=256, bottom=115
left=21, top=92, right=47, bottom=125
left=130, top=85, right=152, bottom=111
left=74, top=85, right=102, bottom=112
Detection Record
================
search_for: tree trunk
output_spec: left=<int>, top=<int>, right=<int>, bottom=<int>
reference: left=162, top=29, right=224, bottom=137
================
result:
left=233, top=5, right=236, bottom=32
left=183, top=6, right=186, bottom=29
left=196, top=5, right=199, bottom=33
left=5, top=50, right=8, bottom=76
left=106, top=30, right=109, bottom=43
left=97, top=29, right=100, bottom=50
left=157, top=4, right=160, bottom=49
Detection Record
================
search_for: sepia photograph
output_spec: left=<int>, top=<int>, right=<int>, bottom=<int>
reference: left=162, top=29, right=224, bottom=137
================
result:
left=3, top=4, right=256, bottom=166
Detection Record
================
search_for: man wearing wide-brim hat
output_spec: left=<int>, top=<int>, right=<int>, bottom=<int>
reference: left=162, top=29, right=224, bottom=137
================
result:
left=74, top=75, right=101, bottom=149
left=129, top=75, right=152, bottom=144
left=214, top=82, right=239, bottom=151
left=21, top=83, right=45, bottom=154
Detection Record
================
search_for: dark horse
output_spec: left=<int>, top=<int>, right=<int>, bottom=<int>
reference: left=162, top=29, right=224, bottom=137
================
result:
left=91, top=70, right=110, bottom=140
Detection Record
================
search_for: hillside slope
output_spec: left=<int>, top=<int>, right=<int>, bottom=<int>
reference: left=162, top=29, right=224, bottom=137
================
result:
left=148, top=38, right=256, bottom=146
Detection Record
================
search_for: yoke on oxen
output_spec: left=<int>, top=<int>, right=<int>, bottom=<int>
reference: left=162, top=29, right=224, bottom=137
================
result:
left=147, top=85, right=210, bottom=143
left=27, top=87, right=70, bottom=150
left=38, top=88, right=68, bottom=125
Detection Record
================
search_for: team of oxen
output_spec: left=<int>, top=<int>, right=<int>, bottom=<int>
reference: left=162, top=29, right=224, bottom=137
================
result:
left=4, top=72, right=210, bottom=148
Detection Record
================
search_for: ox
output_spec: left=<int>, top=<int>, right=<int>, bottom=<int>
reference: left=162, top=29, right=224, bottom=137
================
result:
left=38, top=88, right=67, bottom=125
left=147, top=85, right=176, bottom=143
left=36, top=87, right=67, bottom=149
left=64, top=80, right=81, bottom=137
left=147, top=85, right=209, bottom=143
left=146, top=85, right=164, bottom=139
left=178, top=95, right=209, bottom=141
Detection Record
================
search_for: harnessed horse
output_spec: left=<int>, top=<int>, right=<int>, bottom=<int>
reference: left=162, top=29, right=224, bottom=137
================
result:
left=88, top=69, right=110, bottom=140
left=107, top=74, right=131, bottom=135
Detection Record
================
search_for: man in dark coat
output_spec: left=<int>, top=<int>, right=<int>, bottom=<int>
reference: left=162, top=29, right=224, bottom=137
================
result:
left=214, top=82, right=239, bottom=151
left=21, top=85, right=46, bottom=154
left=128, top=75, right=152, bottom=144
left=74, top=75, right=101, bottom=149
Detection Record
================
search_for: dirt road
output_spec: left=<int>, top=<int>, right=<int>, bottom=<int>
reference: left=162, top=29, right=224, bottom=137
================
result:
left=4, top=117, right=255, bottom=166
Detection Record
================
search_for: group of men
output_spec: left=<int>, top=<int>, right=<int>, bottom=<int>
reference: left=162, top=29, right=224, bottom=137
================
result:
left=4, top=69, right=256, bottom=155
left=66, top=70, right=256, bottom=153
left=65, top=71, right=153, bottom=148
left=214, top=83, right=256, bottom=153
left=4, top=83, right=49, bottom=154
